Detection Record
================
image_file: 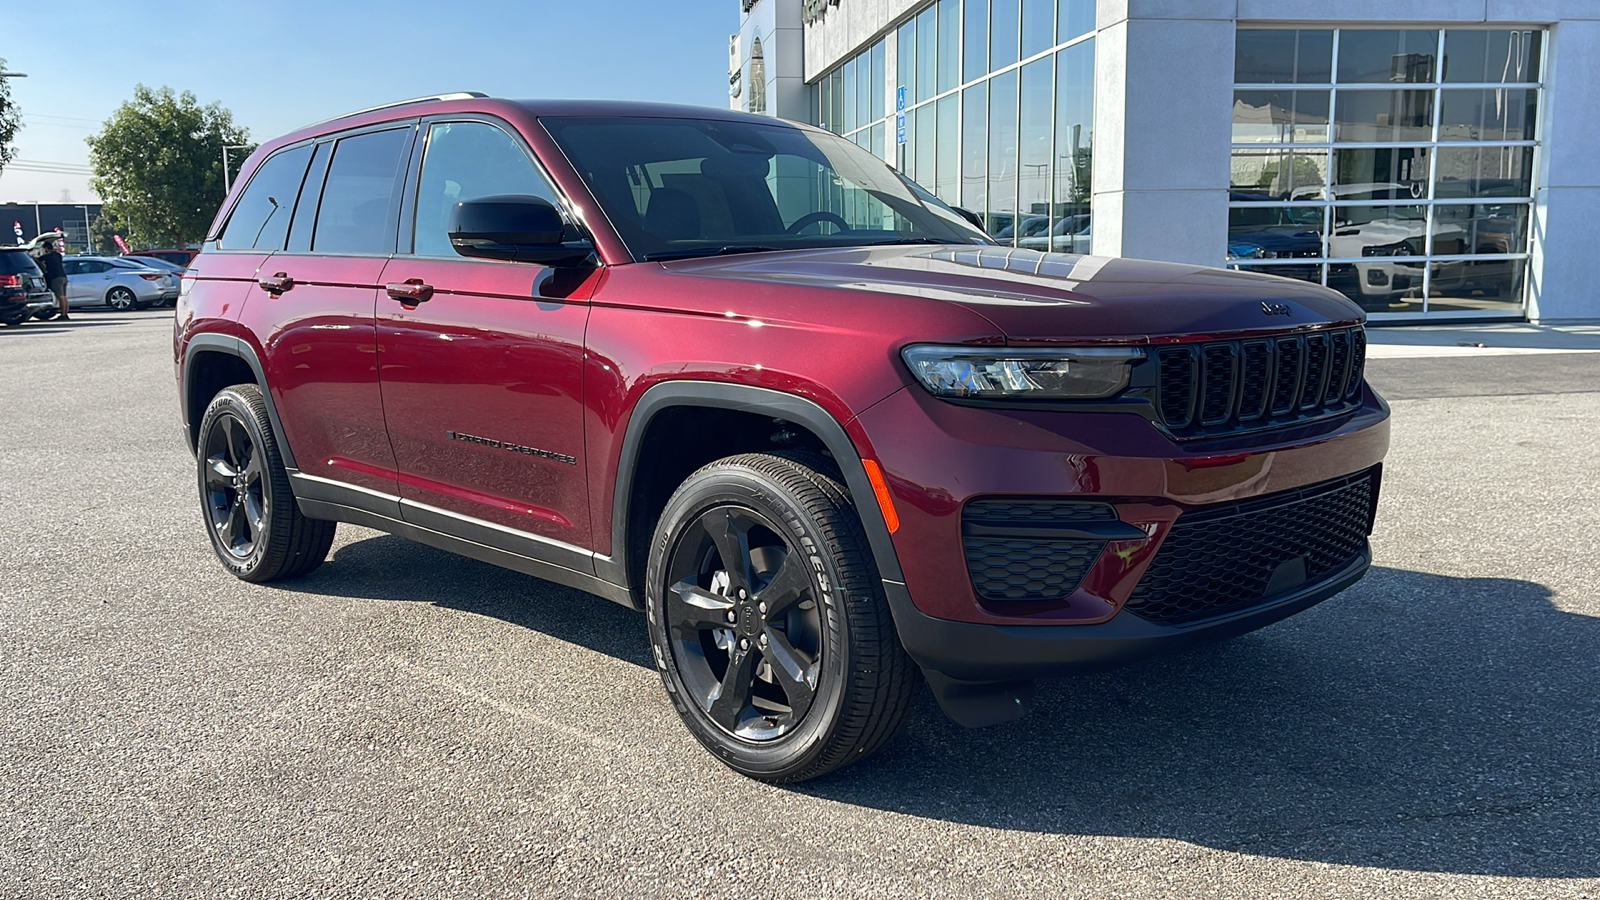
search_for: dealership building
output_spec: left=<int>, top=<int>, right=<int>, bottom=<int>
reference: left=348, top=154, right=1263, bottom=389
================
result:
left=729, top=0, right=1599, bottom=323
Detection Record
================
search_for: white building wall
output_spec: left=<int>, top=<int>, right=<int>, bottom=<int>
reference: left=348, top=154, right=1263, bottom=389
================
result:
left=734, top=0, right=810, bottom=121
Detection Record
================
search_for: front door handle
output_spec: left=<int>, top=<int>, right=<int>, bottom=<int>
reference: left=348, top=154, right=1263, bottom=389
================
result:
left=385, top=279, right=433, bottom=305
left=258, top=272, right=294, bottom=294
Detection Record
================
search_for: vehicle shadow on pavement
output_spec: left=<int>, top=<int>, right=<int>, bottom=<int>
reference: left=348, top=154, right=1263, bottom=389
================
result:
left=799, top=566, right=1599, bottom=879
left=285, top=543, right=1596, bottom=878
left=293, top=533, right=654, bottom=669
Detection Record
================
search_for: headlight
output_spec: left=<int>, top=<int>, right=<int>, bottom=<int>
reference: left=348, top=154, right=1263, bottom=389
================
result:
left=901, top=345, right=1143, bottom=400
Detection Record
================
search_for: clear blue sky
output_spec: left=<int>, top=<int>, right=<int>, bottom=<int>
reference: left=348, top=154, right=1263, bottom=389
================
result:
left=0, top=0, right=733, bottom=203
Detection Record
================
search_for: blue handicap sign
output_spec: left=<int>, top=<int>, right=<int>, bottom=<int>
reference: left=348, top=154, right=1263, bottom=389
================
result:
left=896, top=114, right=906, bottom=145
left=896, top=86, right=906, bottom=112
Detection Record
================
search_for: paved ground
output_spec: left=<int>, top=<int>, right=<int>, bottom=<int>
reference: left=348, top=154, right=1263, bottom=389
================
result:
left=1, top=310, right=1597, bottom=899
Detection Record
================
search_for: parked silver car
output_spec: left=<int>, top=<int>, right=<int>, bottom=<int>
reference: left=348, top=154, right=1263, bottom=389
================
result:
left=61, top=256, right=180, bottom=311
left=119, top=255, right=190, bottom=307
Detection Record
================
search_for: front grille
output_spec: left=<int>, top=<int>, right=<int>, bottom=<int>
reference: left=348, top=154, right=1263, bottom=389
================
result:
left=1124, top=469, right=1377, bottom=625
left=1155, top=326, right=1366, bottom=438
left=961, top=499, right=1118, bottom=603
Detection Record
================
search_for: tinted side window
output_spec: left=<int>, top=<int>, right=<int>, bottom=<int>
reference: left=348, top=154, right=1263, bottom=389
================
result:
left=413, top=121, right=557, bottom=258
left=218, top=144, right=313, bottom=251
left=313, top=128, right=411, bottom=255
left=61, top=260, right=81, bottom=276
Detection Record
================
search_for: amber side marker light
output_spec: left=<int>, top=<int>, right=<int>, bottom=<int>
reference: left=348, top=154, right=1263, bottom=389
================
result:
left=861, top=459, right=900, bottom=534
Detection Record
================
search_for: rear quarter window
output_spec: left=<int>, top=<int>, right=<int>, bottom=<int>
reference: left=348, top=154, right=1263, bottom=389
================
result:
left=218, top=144, right=314, bottom=251
left=0, top=251, right=41, bottom=276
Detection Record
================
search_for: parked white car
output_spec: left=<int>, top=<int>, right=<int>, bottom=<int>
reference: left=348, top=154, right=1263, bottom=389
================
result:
left=62, top=257, right=180, bottom=311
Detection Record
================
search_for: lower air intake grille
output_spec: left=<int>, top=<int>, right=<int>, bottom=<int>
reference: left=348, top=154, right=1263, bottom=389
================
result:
left=1124, top=469, right=1378, bottom=625
left=961, top=499, right=1118, bottom=602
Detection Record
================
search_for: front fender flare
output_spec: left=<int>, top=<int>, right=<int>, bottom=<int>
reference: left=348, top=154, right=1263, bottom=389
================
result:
left=596, top=381, right=906, bottom=592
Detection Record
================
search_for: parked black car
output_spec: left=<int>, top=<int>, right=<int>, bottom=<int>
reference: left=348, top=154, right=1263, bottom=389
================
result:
left=0, top=247, right=58, bottom=327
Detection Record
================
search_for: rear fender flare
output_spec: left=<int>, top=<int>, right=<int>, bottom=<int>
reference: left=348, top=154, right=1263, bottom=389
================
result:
left=182, top=334, right=296, bottom=470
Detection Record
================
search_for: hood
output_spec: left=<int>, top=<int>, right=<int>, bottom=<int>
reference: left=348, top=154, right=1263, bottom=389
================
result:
left=663, top=245, right=1363, bottom=343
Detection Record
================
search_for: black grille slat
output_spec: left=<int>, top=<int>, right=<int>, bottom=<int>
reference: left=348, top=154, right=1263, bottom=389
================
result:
left=1326, top=330, right=1351, bottom=404
left=1270, top=337, right=1303, bottom=415
left=1125, top=470, right=1377, bottom=625
left=1199, top=344, right=1238, bottom=426
left=1157, top=347, right=1197, bottom=429
left=1300, top=333, right=1330, bottom=410
left=1237, top=341, right=1272, bottom=422
left=1344, top=329, right=1367, bottom=400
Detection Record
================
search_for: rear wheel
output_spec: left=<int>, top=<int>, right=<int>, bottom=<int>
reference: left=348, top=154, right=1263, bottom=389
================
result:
left=106, top=286, right=139, bottom=311
left=32, top=308, right=59, bottom=321
left=0, top=310, right=29, bottom=327
left=645, top=452, right=919, bottom=783
left=196, top=384, right=335, bottom=582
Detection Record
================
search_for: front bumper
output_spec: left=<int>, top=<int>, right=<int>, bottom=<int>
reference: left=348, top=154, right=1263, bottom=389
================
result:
left=885, top=547, right=1369, bottom=683
left=853, top=383, right=1390, bottom=627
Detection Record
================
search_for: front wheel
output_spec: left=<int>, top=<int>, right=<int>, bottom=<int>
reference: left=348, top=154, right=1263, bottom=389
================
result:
left=645, top=452, right=919, bottom=783
left=196, top=384, right=335, bottom=582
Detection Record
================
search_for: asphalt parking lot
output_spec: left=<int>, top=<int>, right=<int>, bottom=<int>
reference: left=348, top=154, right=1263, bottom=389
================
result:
left=2, top=310, right=1597, bottom=899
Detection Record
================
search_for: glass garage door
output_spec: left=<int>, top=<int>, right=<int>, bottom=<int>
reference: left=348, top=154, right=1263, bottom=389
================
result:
left=1230, top=28, right=1543, bottom=319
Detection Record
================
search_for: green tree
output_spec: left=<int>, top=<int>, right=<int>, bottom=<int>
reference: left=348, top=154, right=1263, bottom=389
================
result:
left=0, top=58, right=21, bottom=176
left=86, top=85, right=253, bottom=248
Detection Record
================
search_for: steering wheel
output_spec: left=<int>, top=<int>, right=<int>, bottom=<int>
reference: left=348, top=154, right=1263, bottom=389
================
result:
left=786, top=211, right=851, bottom=235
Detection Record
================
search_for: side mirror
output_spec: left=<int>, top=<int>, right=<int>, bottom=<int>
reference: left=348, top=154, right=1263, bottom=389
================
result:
left=448, top=194, right=594, bottom=267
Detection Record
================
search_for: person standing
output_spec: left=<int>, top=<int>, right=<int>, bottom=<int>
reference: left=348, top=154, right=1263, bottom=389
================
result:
left=34, top=236, right=68, bottom=321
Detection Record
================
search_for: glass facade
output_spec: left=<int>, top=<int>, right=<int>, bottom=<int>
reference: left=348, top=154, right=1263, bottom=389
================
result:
left=816, top=0, right=1095, bottom=248
left=1231, top=28, right=1543, bottom=317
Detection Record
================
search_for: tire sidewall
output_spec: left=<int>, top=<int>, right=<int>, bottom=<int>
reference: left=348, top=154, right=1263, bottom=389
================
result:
left=107, top=288, right=134, bottom=310
left=196, top=387, right=279, bottom=579
left=645, top=465, right=855, bottom=778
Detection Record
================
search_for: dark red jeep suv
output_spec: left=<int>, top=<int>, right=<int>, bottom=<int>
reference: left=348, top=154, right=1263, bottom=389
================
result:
left=175, top=93, right=1389, bottom=782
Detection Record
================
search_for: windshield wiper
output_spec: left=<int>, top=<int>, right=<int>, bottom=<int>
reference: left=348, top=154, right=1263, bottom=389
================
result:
left=852, top=237, right=961, bottom=247
left=640, top=245, right=785, bottom=262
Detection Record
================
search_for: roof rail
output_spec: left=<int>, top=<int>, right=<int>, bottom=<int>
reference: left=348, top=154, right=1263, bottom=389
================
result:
left=300, top=92, right=489, bottom=130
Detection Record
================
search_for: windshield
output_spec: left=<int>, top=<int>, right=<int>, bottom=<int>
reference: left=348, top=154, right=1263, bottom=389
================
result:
left=542, top=115, right=992, bottom=261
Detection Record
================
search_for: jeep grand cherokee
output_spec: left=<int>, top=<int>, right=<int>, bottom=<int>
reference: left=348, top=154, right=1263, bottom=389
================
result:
left=175, top=94, right=1389, bottom=782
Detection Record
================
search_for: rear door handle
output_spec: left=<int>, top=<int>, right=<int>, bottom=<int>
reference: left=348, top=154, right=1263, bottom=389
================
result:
left=385, top=279, right=433, bottom=305
left=258, top=272, right=294, bottom=294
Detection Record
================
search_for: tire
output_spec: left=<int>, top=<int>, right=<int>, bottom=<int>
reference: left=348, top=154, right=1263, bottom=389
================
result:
left=106, top=286, right=138, bottom=311
left=645, top=451, right=919, bottom=783
left=32, top=308, right=59, bottom=321
left=0, top=310, right=29, bottom=327
left=196, top=384, right=335, bottom=582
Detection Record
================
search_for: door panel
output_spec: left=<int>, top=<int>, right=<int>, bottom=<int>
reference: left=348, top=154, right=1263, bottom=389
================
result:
left=237, top=253, right=396, bottom=497
left=376, top=257, right=597, bottom=548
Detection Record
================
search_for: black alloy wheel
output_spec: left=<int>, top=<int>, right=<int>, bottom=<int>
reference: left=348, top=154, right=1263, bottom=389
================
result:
left=195, top=385, right=335, bottom=582
left=663, top=504, right=824, bottom=742
left=202, top=412, right=267, bottom=562
left=645, top=452, right=919, bottom=782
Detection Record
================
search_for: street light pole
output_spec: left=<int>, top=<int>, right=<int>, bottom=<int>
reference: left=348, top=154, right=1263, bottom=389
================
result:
left=221, top=144, right=252, bottom=192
